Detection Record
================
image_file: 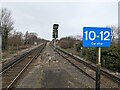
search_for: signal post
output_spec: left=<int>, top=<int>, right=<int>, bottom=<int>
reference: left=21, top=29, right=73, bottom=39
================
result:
left=52, top=24, right=59, bottom=50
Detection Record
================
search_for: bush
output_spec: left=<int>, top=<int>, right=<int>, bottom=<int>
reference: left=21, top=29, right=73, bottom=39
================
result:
left=75, top=42, right=82, bottom=52
left=82, top=45, right=120, bottom=72
left=58, top=37, right=76, bottom=49
left=101, top=46, right=120, bottom=72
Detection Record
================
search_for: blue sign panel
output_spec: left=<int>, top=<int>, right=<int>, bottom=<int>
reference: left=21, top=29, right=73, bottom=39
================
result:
left=83, top=27, right=111, bottom=47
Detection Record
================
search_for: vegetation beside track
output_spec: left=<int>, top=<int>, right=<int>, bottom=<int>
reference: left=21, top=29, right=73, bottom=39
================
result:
left=0, top=8, right=48, bottom=60
left=58, top=36, right=120, bottom=73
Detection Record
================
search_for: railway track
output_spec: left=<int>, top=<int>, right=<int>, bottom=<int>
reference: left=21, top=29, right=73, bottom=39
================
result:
left=51, top=45, right=120, bottom=88
left=1, top=43, right=46, bottom=89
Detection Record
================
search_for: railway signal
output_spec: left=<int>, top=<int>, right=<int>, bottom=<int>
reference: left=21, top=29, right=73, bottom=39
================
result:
left=83, top=27, right=111, bottom=90
left=53, top=24, right=59, bottom=30
left=52, top=24, right=59, bottom=50
left=53, top=24, right=59, bottom=39
left=53, top=29, right=58, bottom=39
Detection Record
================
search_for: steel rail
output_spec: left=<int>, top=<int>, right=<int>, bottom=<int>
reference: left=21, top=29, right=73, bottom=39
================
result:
left=0, top=44, right=43, bottom=75
left=52, top=45, right=120, bottom=84
left=5, top=43, right=46, bottom=90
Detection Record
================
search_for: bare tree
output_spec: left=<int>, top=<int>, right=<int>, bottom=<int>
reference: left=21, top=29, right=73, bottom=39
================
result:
left=118, top=27, right=120, bottom=44
left=106, top=25, right=118, bottom=44
left=111, top=26, right=118, bottom=43
left=58, top=36, right=76, bottom=49
left=24, top=31, right=28, bottom=45
left=27, top=32, right=38, bottom=45
left=0, top=8, right=14, bottom=50
left=24, top=32, right=38, bottom=45
left=8, top=31, right=23, bottom=50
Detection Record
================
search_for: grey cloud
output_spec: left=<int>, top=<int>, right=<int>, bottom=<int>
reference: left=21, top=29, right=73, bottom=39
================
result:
left=2, top=2, right=118, bottom=40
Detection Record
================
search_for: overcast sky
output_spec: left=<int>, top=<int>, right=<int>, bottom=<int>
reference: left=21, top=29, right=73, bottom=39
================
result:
left=1, top=0, right=119, bottom=40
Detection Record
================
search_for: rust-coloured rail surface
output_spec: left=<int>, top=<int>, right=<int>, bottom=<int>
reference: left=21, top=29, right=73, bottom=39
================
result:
left=50, top=44, right=120, bottom=88
left=1, top=43, right=46, bottom=89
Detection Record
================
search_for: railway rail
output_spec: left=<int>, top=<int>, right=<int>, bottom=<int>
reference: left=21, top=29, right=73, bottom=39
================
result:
left=51, top=44, right=120, bottom=88
left=1, top=43, right=46, bottom=89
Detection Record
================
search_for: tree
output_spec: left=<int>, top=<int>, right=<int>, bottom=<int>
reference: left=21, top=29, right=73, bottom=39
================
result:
left=106, top=25, right=119, bottom=45
left=118, top=27, right=120, bottom=44
left=0, top=8, right=14, bottom=50
left=27, top=32, right=38, bottom=45
left=24, top=32, right=38, bottom=45
left=58, top=36, right=76, bottom=49
left=111, top=26, right=119, bottom=44
left=24, top=31, right=29, bottom=45
left=8, top=31, right=23, bottom=50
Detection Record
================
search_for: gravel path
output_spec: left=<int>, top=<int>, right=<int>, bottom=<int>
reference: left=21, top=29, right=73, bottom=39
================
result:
left=16, top=42, right=96, bottom=88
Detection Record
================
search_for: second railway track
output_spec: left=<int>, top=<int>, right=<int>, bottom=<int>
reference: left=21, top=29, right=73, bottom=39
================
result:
left=1, top=43, right=46, bottom=89
left=50, top=44, right=120, bottom=88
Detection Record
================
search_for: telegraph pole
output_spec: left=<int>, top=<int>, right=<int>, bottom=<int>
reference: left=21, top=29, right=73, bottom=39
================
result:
left=0, top=27, right=2, bottom=61
left=0, top=31, right=2, bottom=90
left=118, top=1, right=120, bottom=44
left=0, top=35, right=1, bottom=61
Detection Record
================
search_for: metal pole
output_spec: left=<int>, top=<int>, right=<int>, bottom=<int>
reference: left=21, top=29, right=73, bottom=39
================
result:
left=96, top=47, right=101, bottom=90
left=54, top=38, right=56, bottom=50
left=0, top=34, right=2, bottom=90
left=0, top=35, right=2, bottom=61
left=53, top=38, right=56, bottom=61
